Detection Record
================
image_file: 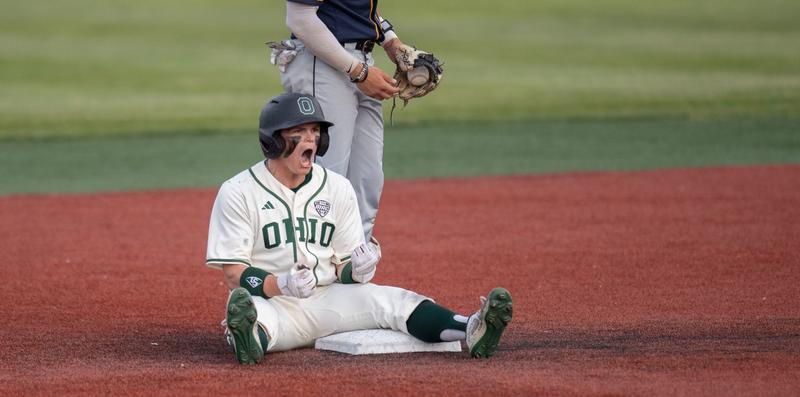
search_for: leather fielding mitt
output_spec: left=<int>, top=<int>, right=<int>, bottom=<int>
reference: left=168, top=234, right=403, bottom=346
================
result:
left=393, top=44, right=443, bottom=105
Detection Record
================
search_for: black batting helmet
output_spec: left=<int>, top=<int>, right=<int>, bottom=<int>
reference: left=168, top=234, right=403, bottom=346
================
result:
left=258, top=93, right=334, bottom=159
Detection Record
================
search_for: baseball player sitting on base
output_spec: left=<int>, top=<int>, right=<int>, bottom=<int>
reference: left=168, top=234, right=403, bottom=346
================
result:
left=206, top=92, right=513, bottom=364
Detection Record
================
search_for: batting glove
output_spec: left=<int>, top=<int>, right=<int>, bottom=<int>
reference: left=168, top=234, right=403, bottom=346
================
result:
left=266, top=40, right=298, bottom=73
left=351, top=243, right=379, bottom=283
left=276, top=267, right=316, bottom=298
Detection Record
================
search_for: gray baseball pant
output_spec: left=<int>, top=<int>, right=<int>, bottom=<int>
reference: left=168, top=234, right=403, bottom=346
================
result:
left=280, top=41, right=383, bottom=241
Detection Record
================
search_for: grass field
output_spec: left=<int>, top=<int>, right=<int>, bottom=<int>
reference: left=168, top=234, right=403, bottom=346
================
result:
left=1, top=118, right=799, bottom=195
left=1, top=0, right=799, bottom=194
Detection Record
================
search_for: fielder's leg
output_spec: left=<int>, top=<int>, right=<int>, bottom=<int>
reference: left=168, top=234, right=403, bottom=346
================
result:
left=348, top=91, right=384, bottom=241
left=311, top=79, right=358, bottom=177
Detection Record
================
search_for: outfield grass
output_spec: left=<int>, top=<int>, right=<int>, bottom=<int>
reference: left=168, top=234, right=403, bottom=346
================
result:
left=1, top=118, right=798, bottom=195
left=1, top=0, right=798, bottom=195
left=1, top=0, right=798, bottom=139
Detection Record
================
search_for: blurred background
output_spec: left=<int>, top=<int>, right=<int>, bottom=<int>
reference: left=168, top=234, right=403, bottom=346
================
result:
left=1, top=0, right=798, bottom=194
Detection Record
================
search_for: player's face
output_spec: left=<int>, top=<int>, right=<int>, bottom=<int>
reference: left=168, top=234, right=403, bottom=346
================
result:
left=280, top=122, right=321, bottom=175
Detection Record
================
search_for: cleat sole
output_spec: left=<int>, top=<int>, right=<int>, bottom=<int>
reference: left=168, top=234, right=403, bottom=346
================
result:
left=469, top=287, right=513, bottom=359
left=226, top=288, right=264, bottom=365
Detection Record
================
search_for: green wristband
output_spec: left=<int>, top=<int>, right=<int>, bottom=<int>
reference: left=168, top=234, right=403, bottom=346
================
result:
left=240, top=266, right=271, bottom=298
left=339, top=263, right=356, bottom=284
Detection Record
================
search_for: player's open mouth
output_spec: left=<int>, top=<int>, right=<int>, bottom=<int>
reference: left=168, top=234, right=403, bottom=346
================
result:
left=300, top=148, right=314, bottom=167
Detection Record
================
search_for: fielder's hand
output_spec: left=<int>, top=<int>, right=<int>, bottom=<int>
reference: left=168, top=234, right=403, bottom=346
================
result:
left=276, top=266, right=316, bottom=298
left=354, top=65, right=399, bottom=100
left=351, top=243, right=379, bottom=283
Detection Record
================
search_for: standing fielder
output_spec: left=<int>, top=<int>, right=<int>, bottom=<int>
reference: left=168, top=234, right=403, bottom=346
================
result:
left=268, top=0, right=443, bottom=242
left=206, top=93, right=512, bottom=363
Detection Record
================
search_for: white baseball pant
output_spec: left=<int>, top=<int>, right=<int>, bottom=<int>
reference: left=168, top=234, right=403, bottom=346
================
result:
left=252, top=283, right=428, bottom=352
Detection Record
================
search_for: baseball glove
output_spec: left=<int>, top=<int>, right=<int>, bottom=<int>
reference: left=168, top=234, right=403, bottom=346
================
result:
left=393, top=44, right=443, bottom=105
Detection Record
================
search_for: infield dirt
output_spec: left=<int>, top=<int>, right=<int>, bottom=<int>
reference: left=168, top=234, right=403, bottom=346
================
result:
left=1, top=166, right=798, bottom=396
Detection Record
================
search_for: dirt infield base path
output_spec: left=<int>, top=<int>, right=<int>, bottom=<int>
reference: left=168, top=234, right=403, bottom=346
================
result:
left=1, top=165, right=798, bottom=396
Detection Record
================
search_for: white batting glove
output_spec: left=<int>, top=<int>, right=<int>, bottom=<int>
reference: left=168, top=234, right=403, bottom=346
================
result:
left=276, top=267, right=315, bottom=298
left=266, top=40, right=298, bottom=73
left=351, top=243, right=379, bottom=283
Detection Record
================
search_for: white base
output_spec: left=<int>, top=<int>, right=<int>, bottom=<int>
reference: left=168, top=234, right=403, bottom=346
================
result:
left=314, top=329, right=462, bottom=355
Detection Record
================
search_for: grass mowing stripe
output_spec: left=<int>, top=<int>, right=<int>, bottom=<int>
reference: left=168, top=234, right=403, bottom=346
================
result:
left=0, top=118, right=797, bottom=195
left=385, top=119, right=800, bottom=179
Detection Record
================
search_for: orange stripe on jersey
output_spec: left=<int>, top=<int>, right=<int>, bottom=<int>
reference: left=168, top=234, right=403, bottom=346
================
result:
left=369, top=0, right=380, bottom=40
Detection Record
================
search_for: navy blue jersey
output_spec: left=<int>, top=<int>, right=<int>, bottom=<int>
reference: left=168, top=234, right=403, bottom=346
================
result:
left=288, top=0, right=383, bottom=43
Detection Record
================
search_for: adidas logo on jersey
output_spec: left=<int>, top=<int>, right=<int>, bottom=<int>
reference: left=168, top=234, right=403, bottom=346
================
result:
left=245, top=276, right=263, bottom=288
left=261, top=201, right=275, bottom=210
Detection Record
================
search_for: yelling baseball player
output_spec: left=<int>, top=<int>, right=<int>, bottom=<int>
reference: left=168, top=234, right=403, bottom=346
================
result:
left=267, top=0, right=414, bottom=244
left=206, top=93, right=513, bottom=363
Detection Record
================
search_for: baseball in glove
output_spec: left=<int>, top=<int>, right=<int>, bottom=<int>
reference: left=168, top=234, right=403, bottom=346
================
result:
left=393, top=44, right=443, bottom=105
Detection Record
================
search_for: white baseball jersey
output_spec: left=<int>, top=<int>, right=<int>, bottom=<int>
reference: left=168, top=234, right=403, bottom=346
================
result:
left=206, top=161, right=365, bottom=284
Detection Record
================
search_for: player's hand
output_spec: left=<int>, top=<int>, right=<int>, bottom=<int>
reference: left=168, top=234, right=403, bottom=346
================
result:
left=351, top=242, right=379, bottom=283
left=382, top=38, right=403, bottom=65
left=276, top=266, right=316, bottom=298
left=357, top=66, right=400, bottom=100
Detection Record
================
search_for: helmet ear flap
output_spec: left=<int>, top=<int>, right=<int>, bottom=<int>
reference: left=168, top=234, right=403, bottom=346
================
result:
left=316, top=128, right=330, bottom=157
left=260, top=132, right=285, bottom=159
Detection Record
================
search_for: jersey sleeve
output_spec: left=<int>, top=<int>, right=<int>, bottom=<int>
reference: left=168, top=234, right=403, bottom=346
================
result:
left=331, top=177, right=366, bottom=265
left=206, top=181, right=255, bottom=270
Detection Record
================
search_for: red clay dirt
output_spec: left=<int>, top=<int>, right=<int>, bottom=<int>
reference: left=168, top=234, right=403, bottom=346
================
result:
left=1, top=165, right=798, bottom=396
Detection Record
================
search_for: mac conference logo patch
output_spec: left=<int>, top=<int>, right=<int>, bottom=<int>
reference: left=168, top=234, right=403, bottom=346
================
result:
left=314, top=200, right=331, bottom=217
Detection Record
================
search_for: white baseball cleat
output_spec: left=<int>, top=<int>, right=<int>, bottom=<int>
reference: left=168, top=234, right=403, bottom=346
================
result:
left=466, top=287, right=513, bottom=358
left=225, top=288, right=268, bottom=364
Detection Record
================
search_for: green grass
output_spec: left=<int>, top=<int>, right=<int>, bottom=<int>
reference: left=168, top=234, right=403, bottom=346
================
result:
left=385, top=118, right=800, bottom=178
left=1, top=0, right=799, bottom=139
left=1, top=0, right=799, bottom=195
left=1, top=118, right=797, bottom=195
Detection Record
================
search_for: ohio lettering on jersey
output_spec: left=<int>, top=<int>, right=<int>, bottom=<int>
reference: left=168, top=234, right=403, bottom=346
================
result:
left=249, top=166, right=337, bottom=265
left=261, top=216, right=335, bottom=249
left=206, top=162, right=364, bottom=286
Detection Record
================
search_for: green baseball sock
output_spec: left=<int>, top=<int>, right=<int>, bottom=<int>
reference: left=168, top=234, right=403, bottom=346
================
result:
left=406, top=300, right=467, bottom=343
